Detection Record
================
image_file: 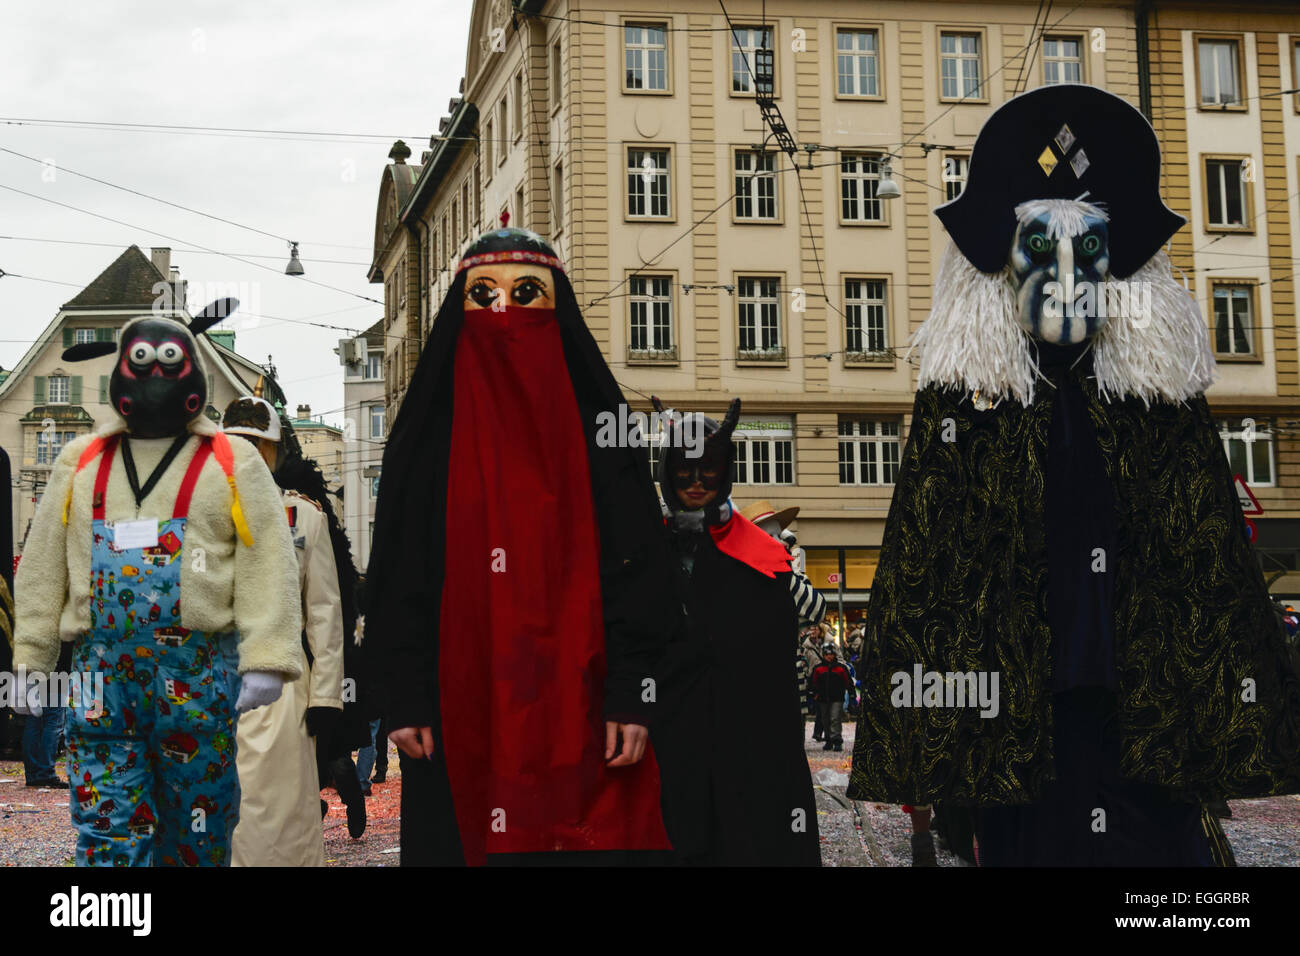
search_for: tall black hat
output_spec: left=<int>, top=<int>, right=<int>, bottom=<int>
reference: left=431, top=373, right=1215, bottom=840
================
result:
left=936, top=84, right=1184, bottom=279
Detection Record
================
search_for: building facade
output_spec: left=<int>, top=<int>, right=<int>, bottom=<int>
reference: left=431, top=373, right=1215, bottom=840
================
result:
left=288, top=404, right=346, bottom=524
left=0, top=246, right=283, bottom=557
left=338, top=320, right=386, bottom=568
left=368, top=0, right=1300, bottom=613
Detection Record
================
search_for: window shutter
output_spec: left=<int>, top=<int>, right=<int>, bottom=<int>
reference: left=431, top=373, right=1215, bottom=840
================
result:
left=99, top=375, right=109, bottom=403
left=96, top=327, right=112, bottom=343
left=62, top=328, right=73, bottom=348
left=70, top=376, right=82, bottom=405
left=34, top=376, right=45, bottom=404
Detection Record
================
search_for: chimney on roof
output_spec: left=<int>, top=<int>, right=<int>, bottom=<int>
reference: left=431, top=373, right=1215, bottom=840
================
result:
left=151, top=247, right=171, bottom=278
left=297, top=404, right=311, bottom=420
left=169, top=266, right=187, bottom=311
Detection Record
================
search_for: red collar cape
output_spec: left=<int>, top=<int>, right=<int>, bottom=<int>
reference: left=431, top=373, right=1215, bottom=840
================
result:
left=708, top=512, right=792, bottom=578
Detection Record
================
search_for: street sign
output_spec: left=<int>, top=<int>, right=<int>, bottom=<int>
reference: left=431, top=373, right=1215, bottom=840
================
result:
left=1233, top=474, right=1264, bottom=516
left=827, top=572, right=840, bottom=584
left=1245, top=518, right=1258, bottom=543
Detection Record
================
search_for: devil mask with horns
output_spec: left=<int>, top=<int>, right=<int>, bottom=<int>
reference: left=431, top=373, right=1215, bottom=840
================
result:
left=62, top=298, right=238, bottom=437
left=654, top=397, right=740, bottom=528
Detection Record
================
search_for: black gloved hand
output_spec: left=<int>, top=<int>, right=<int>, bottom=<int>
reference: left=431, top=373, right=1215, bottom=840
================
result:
left=305, top=706, right=342, bottom=741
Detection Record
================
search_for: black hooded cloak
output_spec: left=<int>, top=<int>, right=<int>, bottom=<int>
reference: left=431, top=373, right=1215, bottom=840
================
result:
left=365, top=239, right=676, bottom=865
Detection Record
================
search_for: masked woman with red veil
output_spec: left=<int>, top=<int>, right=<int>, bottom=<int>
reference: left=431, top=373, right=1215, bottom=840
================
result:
left=365, top=227, right=676, bottom=865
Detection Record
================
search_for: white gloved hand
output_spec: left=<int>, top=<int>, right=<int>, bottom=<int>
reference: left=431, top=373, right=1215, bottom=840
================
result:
left=235, top=671, right=284, bottom=713
left=12, top=671, right=44, bottom=717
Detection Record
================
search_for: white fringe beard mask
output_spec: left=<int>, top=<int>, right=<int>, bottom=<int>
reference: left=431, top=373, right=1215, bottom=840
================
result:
left=911, top=198, right=1216, bottom=408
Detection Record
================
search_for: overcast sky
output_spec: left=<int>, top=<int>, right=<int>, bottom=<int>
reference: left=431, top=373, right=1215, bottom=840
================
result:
left=0, top=0, right=474, bottom=429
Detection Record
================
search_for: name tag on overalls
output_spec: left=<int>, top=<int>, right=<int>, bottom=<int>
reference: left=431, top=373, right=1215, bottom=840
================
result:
left=114, top=519, right=159, bottom=549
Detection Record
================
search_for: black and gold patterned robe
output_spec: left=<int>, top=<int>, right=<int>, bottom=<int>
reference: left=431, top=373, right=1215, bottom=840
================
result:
left=847, top=360, right=1300, bottom=810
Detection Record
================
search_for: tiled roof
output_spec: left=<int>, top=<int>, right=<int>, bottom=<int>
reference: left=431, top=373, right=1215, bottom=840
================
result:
left=62, top=245, right=167, bottom=310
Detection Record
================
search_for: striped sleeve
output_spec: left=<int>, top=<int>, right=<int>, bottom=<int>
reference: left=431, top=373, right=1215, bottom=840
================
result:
left=789, top=571, right=826, bottom=625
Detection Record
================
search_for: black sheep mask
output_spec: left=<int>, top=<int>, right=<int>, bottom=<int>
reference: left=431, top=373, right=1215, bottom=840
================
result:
left=63, top=298, right=239, bottom=438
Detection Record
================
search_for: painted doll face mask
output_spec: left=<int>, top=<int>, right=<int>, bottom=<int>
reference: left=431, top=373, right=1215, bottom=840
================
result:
left=1008, top=200, right=1111, bottom=346
left=109, top=318, right=207, bottom=438
left=464, top=264, right=554, bottom=311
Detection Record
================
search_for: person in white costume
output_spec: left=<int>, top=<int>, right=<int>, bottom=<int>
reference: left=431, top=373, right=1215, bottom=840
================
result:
left=223, top=395, right=345, bottom=867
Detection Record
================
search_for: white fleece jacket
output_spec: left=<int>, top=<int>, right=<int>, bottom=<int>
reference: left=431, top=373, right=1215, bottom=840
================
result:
left=13, top=415, right=303, bottom=679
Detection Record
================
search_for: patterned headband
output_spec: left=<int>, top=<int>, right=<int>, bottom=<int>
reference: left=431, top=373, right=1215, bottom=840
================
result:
left=456, top=249, right=567, bottom=275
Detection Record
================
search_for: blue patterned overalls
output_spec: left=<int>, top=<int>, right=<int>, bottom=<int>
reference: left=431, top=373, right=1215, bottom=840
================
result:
left=65, top=434, right=242, bottom=867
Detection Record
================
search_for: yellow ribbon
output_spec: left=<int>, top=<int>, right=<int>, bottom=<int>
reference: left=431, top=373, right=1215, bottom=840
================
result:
left=227, top=476, right=255, bottom=547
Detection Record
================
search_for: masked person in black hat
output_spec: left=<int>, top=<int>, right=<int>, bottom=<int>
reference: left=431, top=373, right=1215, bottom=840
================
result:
left=650, top=398, right=820, bottom=866
left=365, top=226, right=675, bottom=866
left=848, top=84, right=1300, bottom=866
left=11, top=301, right=301, bottom=866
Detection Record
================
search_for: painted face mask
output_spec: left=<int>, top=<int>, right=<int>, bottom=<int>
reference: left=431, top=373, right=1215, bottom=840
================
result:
left=655, top=397, right=741, bottom=521
left=108, top=319, right=206, bottom=438
left=62, top=299, right=239, bottom=439
left=1008, top=200, right=1111, bottom=346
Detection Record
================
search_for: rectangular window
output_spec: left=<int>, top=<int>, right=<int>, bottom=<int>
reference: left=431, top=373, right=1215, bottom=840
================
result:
left=841, top=153, right=884, bottom=223
left=836, top=28, right=880, bottom=96
left=74, top=328, right=97, bottom=345
left=627, top=148, right=671, bottom=218
left=551, top=39, right=563, bottom=107
left=940, top=31, right=982, bottom=100
left=943, top=154, right=969, bottom=202
left=515, top=185, right=526, bottom=228
left=732, top=416, right=794, bottom=485
left=497, top=99, right=508, bottom=165
left=462, top=181, right=471, bottom=238
left=370, top=475, right=381, bottom=498
left=484, top=119, right=493, bottom=173
left=624, top=22, right=668, bottom=91
left=513, top=71, right=524, bottom=141
left=553, top=161, right=563, bottom=234
left=399, top=257, right=407, bottom=307
left=1205, top=157, right=1249, bottom=229
left=47, top=375, right=70, bottom=405
left=844, top=279, right=888, bottom=355
left=1042, top=36, right=1083, bottom=85
left=36, top=430, right=76, bottom=465
left=1218, top=418, right=1274, bottom=486
left=1198, top=37, right=1243, bottom=107
left=838, top=418, right=901, bottom=485
left=365, top=352, right=382, bottom=381
left=628, top=276, right=674, bottom=355
left=734, top=150, right=777, bottom=220
left=1294, top=39, right=1300, bottom=111
left=1212, top=283, right=1255, bottom=356
left=731, top=25, right=774, bottom=94
left=737, top=276, right=782, bottom=356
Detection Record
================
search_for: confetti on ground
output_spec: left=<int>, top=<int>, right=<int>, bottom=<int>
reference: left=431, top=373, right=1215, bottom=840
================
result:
left=1, top=733, right=1295, bottom=866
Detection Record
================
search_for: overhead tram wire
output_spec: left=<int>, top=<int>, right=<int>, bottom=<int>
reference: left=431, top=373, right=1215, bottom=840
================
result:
left=0, top=181, right=383, bottom=306
left=0, top=234, right=370, bottom=266
left=0, top=145, right=297, bottom=246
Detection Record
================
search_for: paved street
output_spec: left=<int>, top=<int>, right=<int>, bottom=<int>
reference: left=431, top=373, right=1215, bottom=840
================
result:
left=4, top=729, right=1299, bottom=866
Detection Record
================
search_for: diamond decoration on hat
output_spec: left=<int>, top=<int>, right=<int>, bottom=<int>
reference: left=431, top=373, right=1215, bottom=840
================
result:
left=1070, top=148, right=1091, bottom=178
left=1036, top=146, right=1058, bottom=176
left=1054, top=123, right=1076, bottom=153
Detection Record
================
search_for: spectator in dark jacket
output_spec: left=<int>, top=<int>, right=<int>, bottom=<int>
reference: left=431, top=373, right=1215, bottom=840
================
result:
left=810, top=645, right=853, bottom=751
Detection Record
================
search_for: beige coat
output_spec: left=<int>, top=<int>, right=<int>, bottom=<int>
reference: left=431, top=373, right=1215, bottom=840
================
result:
left=13, top=415, right=302, bottom=679
left=233, top=489, right=344, bottom=867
